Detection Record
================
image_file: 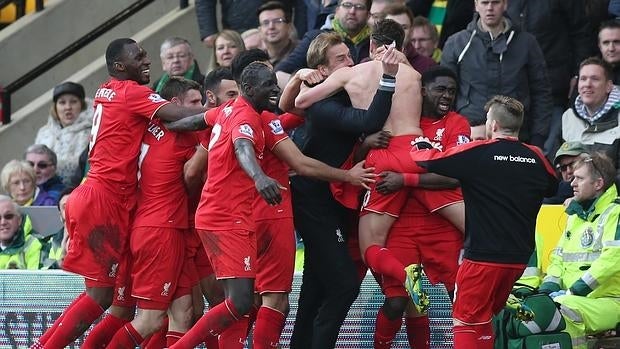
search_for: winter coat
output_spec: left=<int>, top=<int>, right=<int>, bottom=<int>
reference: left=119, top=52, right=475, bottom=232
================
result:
left=35, top=99, right=93, bottom=185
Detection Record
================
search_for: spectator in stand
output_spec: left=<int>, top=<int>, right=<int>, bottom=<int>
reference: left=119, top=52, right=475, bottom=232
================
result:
left=1, top=160, right=55, bottom=207
left=412, top=16, right=442, bottom=63
left=0, top=195, right=43, bottom=269
left=241, top=28, right=265, bottom=50
left=539, top=153, right=620, bottom=349
left=258, top=1, right=299, bottom=66
left=588, top=0, right=614, bottom=53
left=562, top=57, right=620, bottom=186
left=305, top=0, right=338, bottom=31
left=441, top=0, right=553, bottom=148
left=506, top=0, right=593, bottom=156
left=598, top=20, right=620, bottom=84
left=34, top=81, right=93, bottom=185
left=213, top=29, right=246, bottom=68
left=275, top=0, right=372, bottom=88
left=24, top=144, right=65, bottom=205
left=152, top=37, right=206, bottom=93
left=384, top=4, right=436, bottom=73
left=544, top=141, right=590, bottom=205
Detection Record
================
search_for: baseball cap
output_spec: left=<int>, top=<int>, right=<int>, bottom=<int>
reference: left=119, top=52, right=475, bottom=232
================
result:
left=554, top=141, right=588, bottom=165
left=53, top=82, right=85, bottom=102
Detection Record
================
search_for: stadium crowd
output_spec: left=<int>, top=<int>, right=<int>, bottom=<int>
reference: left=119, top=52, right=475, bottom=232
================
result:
left=1, top=0, right=619, bottom=348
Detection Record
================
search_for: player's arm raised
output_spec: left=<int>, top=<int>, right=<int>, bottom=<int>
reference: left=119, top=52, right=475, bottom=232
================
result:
left=164, top=113, right=209, bottom=131
left=234, top=139, right=283, bottom=206
left=295, top=67, right=351, bottom=109
left=273, top=138, right=375, bottom=190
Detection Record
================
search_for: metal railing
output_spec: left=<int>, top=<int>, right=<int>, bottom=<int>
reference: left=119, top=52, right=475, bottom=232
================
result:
left=1, top=0, right=190, bottom=125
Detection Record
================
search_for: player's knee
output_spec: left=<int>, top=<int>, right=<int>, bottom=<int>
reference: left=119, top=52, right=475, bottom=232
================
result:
left=262, top=293, right=290, bottom=315
left=383, top=297, right=408, bottom=320
left=135, top=309, right=167, bottom=335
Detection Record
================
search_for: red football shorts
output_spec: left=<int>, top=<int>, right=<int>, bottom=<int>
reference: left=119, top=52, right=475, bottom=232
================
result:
left=112, top=254, right=136, bottom=308
left=193, top=230, right=215, bottom=280
left=130, top=226, right=185, bottom=310
left=197, top=229, right=257, bottom=279
left=255, top=218, right=295, bottom=294
left=175, top=229, right=201, bottom=298
left=453, top=259, right=526, bottom=324
left=361, top=136, right=461, bottom=216
left=63, top=182, right=136, bottom=287
left=380, top=223, right=463, bottom=297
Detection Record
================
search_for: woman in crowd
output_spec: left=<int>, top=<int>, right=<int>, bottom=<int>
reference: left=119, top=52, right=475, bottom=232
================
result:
left=1, top=160, right=55, bottom=206
left=34, top=81, right=93, bottom=185
left=213, top=29, right=246, bottom=67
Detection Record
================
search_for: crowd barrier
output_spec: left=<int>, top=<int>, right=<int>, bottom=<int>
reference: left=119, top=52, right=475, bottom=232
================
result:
left=0, top=270, right=453, bottom=348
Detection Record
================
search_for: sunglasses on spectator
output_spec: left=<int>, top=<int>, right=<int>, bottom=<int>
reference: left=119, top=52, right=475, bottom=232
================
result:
left=260, top=18, right=287, bottom=27
left=340, top=2, right=367, bottom=11
left=1, top=213, right=16, bottom=220
left=556, top=161, right=575, bottom=172
left=583, top=157, right=603, bottom=179
left=27, top=161, right=52, bottom=169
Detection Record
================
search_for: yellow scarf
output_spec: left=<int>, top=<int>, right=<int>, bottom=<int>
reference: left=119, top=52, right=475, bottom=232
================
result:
left=331, top=18, right=371, bottom=45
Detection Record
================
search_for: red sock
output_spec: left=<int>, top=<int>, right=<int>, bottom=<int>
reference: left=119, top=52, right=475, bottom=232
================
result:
left=166, top=331, right=185, bottom=346
left=106, top=323, right=144, bottom=348
left=405, top=316, right=430, bottom=349
left=374, top=308, right=402, bottom=349
left=365, top=245, right=406, bottom=283
left=34, top=292, right=86, bottom=347
left=170, top=299, right=241, bottom=349
left=473, top=323, right=494, bottom=349
left=253, top=306, right=286, bottom=349
left=45, top=294, right=105, bottom=348
left=246, top=304, right=259, bottom=337
left=142, top=318, right=167, bottom=349
left=203, top=333, right=219, bottom=349
left=219, top=315, right=248, bottom=349
left=82, top=313, right=129, bottom=349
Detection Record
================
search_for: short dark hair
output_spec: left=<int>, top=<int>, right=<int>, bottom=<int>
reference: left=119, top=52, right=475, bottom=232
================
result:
left=231, top=49, right=270, bottom=84
left=240, top=62, right=271, bottom=94
left=371, top=19, right=405, bottom=50
left=159, top=77, right=202, bottom=101
left=204, top=67, right=234, bottom=92
left=257, top=1, right=291, bottom=22
left=421, top=66, right=458, bottom=86
left=579, top=56, right=613, bottom=81
left=484, top=95, right=524, bottom=133
left=599, top=19, right=620, bottom=33
left=105, top=38, right=135, bottom=74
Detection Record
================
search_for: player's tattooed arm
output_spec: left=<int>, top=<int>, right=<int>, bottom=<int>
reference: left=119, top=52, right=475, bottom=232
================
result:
left=164, top=114, right=207, bottom=132
left=234, top=139, right=283, bottom=206
left=376, top=171, right=459, bottom=194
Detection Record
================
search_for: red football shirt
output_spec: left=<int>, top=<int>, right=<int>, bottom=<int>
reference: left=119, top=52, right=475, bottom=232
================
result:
left=132, top=118, right=198, bottom=229
left=195, top=97, right=265, bottom=231
left=395, top=111, right=470, bottom=227
left=253, top=111, right=292, bottom=221
left=89, top=78, right=170, bottom=193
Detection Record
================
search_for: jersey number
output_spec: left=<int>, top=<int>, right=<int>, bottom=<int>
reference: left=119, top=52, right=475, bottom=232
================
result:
left=89, top=103, right=103, bottom=154
left=208, top=124, right=222, bottom=151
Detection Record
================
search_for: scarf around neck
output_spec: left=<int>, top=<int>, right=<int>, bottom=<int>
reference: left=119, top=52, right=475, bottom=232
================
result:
left=331, top=18, right=371, bottom=45
left=155, top=62, right=197, bottom=93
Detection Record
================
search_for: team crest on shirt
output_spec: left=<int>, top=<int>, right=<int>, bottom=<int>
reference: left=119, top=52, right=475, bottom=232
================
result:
left=433, top=128, right=445, bottom=141
left=457, top=135, right=470, bottom=145
left=244, top=256, right=252, bottom=271
left=148, top=93, right=166, bottom=103
left=108, top=263, right=119, bottom=278
left=117, top=286, right=126, bottom=301
left=161, top=282, right=171, bottom=296
left=223, top=106, right=233, bottom=117
left=239, top=124, right=254, bottom=138
left=268, top=119, right=284, bottom=135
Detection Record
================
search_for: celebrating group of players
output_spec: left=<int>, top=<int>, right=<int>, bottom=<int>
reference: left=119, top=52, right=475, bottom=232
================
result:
left=31, top=16, right=557, bottom=349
